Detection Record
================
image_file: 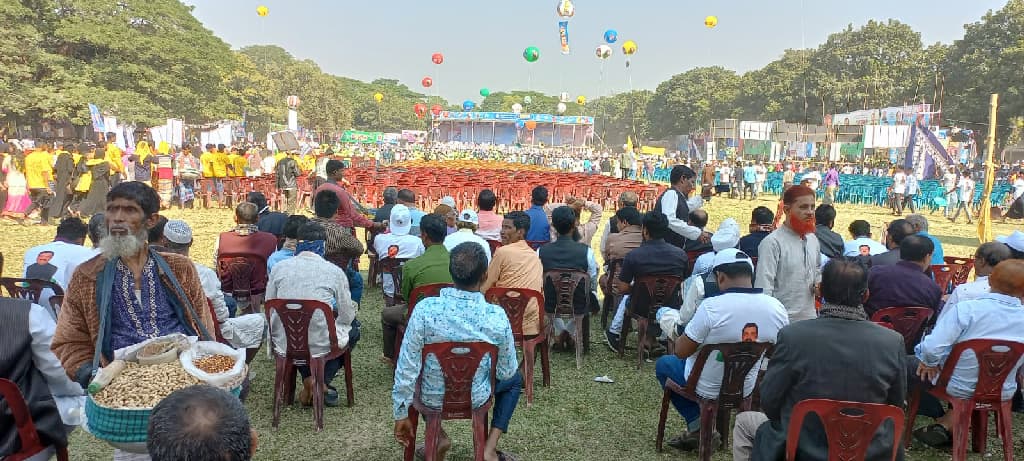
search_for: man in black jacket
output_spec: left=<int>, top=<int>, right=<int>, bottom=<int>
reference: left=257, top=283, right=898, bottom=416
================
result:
left=813, top=204, right=844, bottom=259
left=733, top=260, right=907, bottom=461
left=274, top=153, right=301, bottom=213
left=870, top=219, right=914, bottom=267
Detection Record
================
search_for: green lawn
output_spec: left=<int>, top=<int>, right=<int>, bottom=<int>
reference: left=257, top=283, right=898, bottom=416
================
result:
left=2, top=196, right=1022, bottom=460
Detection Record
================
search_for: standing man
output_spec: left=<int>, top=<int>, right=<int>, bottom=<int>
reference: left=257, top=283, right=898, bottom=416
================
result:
left=274, top=152, right=301, bottom=214
left=656, top=165, right=709, bottom=253
left=524, top=186, right=551, bottom=245
left=756, top=185, right=822, bottom=323
left=24, top=144, right=54, bottom=225
left=620, top=148, right=635, bottom=179
left=823, top=163, right=840, bottom=205
left=701, top=162, right=715, bottom=203
left=891, top=167, right=907, bottom=215
left=742, top=162, right=757, bottom=200
left=49, top=145, right=76, bottom=221
left=103, top=132, right=124, bottom=184
left=314, top=160, right=384, bottom=233
left=949, top=170, right=975, bottom=224
left=902, top=168, right=919, bottom=214
left=942, top=166, right=959, bottom=217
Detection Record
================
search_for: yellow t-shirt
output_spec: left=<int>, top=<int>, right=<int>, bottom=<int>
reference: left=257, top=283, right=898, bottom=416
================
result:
left=25, top=150, right=54, bottom=189
left=105, top=144, right=123, bottom=173
left=200, top=151, right=216, bottom=178
left=211, top=152, right=230, bottom=178
left=227, top=153, right=246, bottom=177
left=274, top=152, right=288, bottom=164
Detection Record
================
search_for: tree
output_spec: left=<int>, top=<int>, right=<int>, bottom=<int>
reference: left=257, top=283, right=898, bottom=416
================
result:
left=587, top=91, right=652, bottom=146
left=735, top=49, right=813, bottom=123
left=646, top=67, right=741, bottom=138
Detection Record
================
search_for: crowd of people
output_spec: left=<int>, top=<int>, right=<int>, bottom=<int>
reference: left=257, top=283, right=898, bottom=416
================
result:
left=4, top=142, right=1024, bottom=461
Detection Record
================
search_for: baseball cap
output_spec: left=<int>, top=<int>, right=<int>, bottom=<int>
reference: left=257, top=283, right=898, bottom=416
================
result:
left=458, top=209, right=479, bottom=225
left=996, top=230, right=1024, bottom=253
left=389, top=205, right=412, bottom=236
left=439, top=196, right=456, bottom=208
left=163, top=220, right=193, bottom=245
left=712, top=248, right=755, bottom=272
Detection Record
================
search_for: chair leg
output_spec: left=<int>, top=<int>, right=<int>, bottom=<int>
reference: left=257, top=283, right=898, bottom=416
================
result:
left=904, top=387, right=921, bottom=448
left=523, top=343, right=535, bottom=406
left=473, top=410, right=489, bottom=461
left=618, top=316, right=630, bottom=359
left=574, top=316, right=584, bottom=370
left=637, top=318, right=649, bottom=370
left=656, top=390, right=671, bottom=452
left=949, top=401, right=971, bottom=461
left=343, top=351, right=355, bottom=407
left=403, top=408, right=419, bottom=461
left=272, top=357, right=287, bottom=429
left=997, top=402, right=1014, bottom=461
left=540, top=337, right=551, bottom=387
left=311, top=358, right=326, bottom=431
left=971, top=408, right=988, bottom=454
left=698, top=402, right=719, bottom=461
left=424, top=416, right=442, bottom=461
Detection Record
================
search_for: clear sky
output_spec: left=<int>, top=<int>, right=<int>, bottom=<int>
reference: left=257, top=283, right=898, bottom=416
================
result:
left=186, top=0, right=1006, bottom=105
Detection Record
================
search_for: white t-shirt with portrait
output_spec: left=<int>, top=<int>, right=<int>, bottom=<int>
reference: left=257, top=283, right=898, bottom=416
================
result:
left=373, top=233, right=425, bottom=297
left=892, top=172, right=907, bottom=194
left=683, top=289, right=789, bottom=399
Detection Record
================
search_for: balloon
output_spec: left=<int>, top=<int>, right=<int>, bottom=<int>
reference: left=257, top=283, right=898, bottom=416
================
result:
left=523, top=46, right=540, bottom=63
left=559, top=92, right=570, bottom=103
left=421, top=77, right=433, bottom=88
left=515, top=119, right=526, bottom=128
left=525, top=120, right=537, bottom=130
left=430, top=104, right=443, bottom=116
left=511, top=103, right=523, bottom=114
left=577, top=95, right=587, bottom=105
left=524, top=96, right=533, bottom=104
left=256, top=5, right=269, bottom=17
left=373, top=93, right=384, bottom=103
left=413, top=103, right=427, bottom=118
left=604, top=29, right=618, bottom=44
left=480, top=88, right=490, bottom=97
left=556, top=0, right=575, bottom=19
left=462, top=100, right=475, bottom=111
left=622, top=40, right=637, bottom=56
left=556, top=102, right=567, bottom=114
left=704, top=16, right=718, bottom=28
left=595, top=44, right=612, bottom=59
left=286, top=95, right=300, bottom=109
left=431, top=53, right=444, bottom=65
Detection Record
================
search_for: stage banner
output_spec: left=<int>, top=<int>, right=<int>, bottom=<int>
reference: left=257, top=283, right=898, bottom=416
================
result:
left=340, top=130, right=383, bottom=143
left=559, top=21, right=570, bottom=55
left=904, top=123, right=955, bottom=179
left=88, top=104, right=105, bottom=133
left=436, top=111, right=593, bottom=125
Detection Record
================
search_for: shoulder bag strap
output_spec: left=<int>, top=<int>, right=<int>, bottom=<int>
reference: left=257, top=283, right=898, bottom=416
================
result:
left=150, top=249, right=214, bottom=341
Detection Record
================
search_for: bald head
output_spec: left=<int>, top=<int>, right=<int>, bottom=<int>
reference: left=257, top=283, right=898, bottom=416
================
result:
left=989, top=260, right=1024, bottom=298
left=234, top=202, right=258, bottom=224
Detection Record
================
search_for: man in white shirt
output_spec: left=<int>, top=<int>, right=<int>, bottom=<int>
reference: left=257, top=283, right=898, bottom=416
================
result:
left=22, top=217, right=97, bottom=313
left=943, top=242, right=1012, bottom=313
left=373, top=205, right=426, bottom=298
left=942, top=166, right=959, bottom=217
left=655, top=248, right=788, bottom=450
left=949, top=171, right=975, bottom=224
left=843, top=219, right=888, bottom=257
left=891, top=169, right=907, bottom=215
left=902, top=168, right=919, bottom=214
left=656, top=165, right=709, bottom=251
left=756, top=185, right=822, bottom=322
left=443, top=209, right=492, bottom=263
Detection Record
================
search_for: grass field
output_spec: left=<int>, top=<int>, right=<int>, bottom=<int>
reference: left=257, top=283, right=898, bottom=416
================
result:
left=1, top=193, right=1021, bottom=460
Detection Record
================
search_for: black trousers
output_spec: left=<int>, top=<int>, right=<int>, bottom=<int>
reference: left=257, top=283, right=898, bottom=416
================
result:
left=25, top=188, right=53, bottom=223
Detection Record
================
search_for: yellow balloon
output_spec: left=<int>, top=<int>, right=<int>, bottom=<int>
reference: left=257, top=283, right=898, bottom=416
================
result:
left=373, top=92, right=384, bottom=103
left=704, top=15, right=718, bottom=28
left=576, top=95, right=586, bottom=105
left=622, top=40, right=637, bottom=56
left=256, top=5, right=269, bottom=17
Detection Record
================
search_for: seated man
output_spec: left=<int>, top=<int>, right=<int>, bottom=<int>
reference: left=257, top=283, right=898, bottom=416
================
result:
left=732, top=260, right=907, bottom=461
left=147, top=385, right=257, bottom=461
left=865, top=235, right=943, bottom=318
left=905, top=214, right=945, bottom=264
left=813, top=204, right=844, bottom=259
left=682, top=209, right=714, bottom=253
left=843, top=219, right=887, bottom=256
left=266, top=215, right=308, bottom=275
left=214, top=202, right=278, bottom=313
left=663, top=218, right=742, bottom=338
left=373, top=187, right=399, bottom=223
left=909, top=260, right=1024, bottom=448
left=538, top=206, right=598, bottom=349
left=310, top=190, right=366, bottom=303
left=443, top=209, right=492, bottom=263
left=381, top=214, right=453, bottom=362
left=475, top=189, right=502, bottom=242
left=393, top=243, right=522, bottom=461
left=655, top=249, right=788, bottom=451
left=481, top=211, right=544, bottom=336
left=525, top=186, right=551, bottom=245
left=944, top=242, right=1012, bottom=310
left=1, top=297, right=85, bottom=459
left=737, top=206, right=773, bottom=258
left=599, top=191, right=639, bottom=256
left=248, top=191, right=287, bottom=241
left=374, top=205, right=426, bottom=300
left=600, top=207, right=644, bottom=303
left=870, top=219, right=914, bottom=267
left=397, top=188, right=426, bottom=237
left=266, top=222, right=359, bottom=407
left=605, top=211, right=690, bottom=351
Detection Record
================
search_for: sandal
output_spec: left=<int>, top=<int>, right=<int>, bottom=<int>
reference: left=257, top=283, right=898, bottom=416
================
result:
left=913, top=423, right=952, bottom=448
left=496, top=450, right=521, bottom=461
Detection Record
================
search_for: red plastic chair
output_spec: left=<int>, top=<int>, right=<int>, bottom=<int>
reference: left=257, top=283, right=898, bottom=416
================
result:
left=944, top=256, right=975, bottom=288
left=217, top=253, right=269, bottom=314
left=869, top=307, right=934, bottom=354
left=929, top=264, right=958, bottom=295
left=264, top=299, right=354, bottom=431
left=684, top=250, right=712, bottom=278
left=378, top=257, right=410, bottom=306
left=620, top=274, right=683, bottom=369
left=600, top=258, right=624, bottom=330
left=485, top=287, right=550, bottom=407
left=487, top=239, right=502, bottom=254
left=0, top=277, right=65, bottom=304
left=403, top=342, right=498, bottom=461
left=0, top=378, right=69, bottom=461
left=543, top=269, right=589, bottom=370
left=906, top=339, right=1024, bottom=460
left=394, top=283, right=454, bottom=364
left=785, top=399, right=905, bottom=461
left=656, top=342, right=773, bottom=461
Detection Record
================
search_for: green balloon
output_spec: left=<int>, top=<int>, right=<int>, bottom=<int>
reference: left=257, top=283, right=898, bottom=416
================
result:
left=480, top=88, right=490, bottom=97
left=523, top=46, right=540, bottom=63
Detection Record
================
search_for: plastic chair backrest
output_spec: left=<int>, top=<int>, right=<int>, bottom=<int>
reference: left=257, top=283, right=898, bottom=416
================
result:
left=543, top=269, right=589, bottom=318
left=683, top=342, right=772, bottom=405
left=406, top=283, right=454, bottom=318
left=929, top=264, right=957, bottom=294
left=487, top=240, right=502, bottom=254
left=48, top=295, right=64, bottom=319
left=785, top=399, right=904, bottom=461
left=216, top=253, right=266, bottom=298
left=685, top=251, right=711, bottom=277
left=264, top=299, right=343, bottom=361
left=605, top=259, right=624, bottom=292
left=415, top=342, right=498, bottom=419
left=485, top=287, right=544, bottom=339
left=0, top=378, right=47, bottom=458
left=934, top=339, right=1024, bottom=404
left=0, top=278, right=65, bottom=304
left=628, top=274, right=683, bottom=319
left=943, top=256, right=974, bottom=286
left=379, top=257, right=410, bottom=302
left=869, top=307, right=933, bottom=350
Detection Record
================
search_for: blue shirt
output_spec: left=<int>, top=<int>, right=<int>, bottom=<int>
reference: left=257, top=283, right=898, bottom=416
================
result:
left=266, top=248, right=294, bottom=275
left=392, top=288, right=518, bottom=420
left=525, top=205, right=551, bottom=242
left=915, top=293, right=1024, bottom=399
left=743, top=166, right=757, bottom=183
left=918, top=231, right=945, bottom=265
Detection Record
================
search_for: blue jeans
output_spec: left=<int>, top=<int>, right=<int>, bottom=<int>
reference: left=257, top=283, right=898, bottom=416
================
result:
left=490, top=371, right=522, bottom=432
left=298, top=319, right=361, bottom=384
left=346, top=267, right=363, bottom=304
left=655, top=356, right=700, bottom=426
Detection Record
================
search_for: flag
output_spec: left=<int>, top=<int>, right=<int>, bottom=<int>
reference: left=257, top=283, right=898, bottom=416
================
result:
left=87, top=103, right=105, bottom=133
left=904, top=123, right=956, bottom=179
left=977, top=153, right=996, bottom=243
left=625, top=135, right=633, bottom=154
left=558, top=21, right=570, bottom=55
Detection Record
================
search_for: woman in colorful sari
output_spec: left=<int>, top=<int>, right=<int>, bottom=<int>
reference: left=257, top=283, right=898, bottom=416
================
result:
left=2, top=151, right=30, bottom=220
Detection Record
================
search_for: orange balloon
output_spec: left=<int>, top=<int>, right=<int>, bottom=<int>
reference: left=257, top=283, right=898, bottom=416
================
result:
left=525, top=121, right=537, bottom=130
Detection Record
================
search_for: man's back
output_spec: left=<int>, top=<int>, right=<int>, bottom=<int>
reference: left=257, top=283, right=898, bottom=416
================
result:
left=865, top=261, right=942, bottom=318
left=217, top=230, right=278, bottom=293
left=757, top=318, right=906, bottom=461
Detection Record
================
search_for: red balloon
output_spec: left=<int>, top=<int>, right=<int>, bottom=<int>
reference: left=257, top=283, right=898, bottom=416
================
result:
left=431, top=53, right=444, bottom=65
left=525, top=120, right=537, bottom=130
left=413, top=103, right=427, bottom=116
left=421, top=77, right=433, bottom=88
left=430, top=104, right=443, bottom=116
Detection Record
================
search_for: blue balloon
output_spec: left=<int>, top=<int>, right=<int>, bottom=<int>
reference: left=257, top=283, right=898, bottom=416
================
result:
left=604, top=29, right=618, bottom=44
left=462, top=100, right=475, bottom=111
left=515, top=120, right=526, bottom=128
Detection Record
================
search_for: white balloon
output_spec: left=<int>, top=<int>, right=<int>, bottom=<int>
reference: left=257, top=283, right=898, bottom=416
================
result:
left=595, top=45, right=613, bottom=59
left=557, top=102, right=567, bottom=114
left=511, top=103, right=523, bottom=114
left=559, top=92, right=570, bottom=103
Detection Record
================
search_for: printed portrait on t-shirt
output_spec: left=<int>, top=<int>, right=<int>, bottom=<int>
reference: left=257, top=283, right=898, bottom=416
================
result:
left=859, top=245, right=871, bottom=257
left=25, top=251, right=59, bottom=282
left=741, top=322, right=759, bottom=343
